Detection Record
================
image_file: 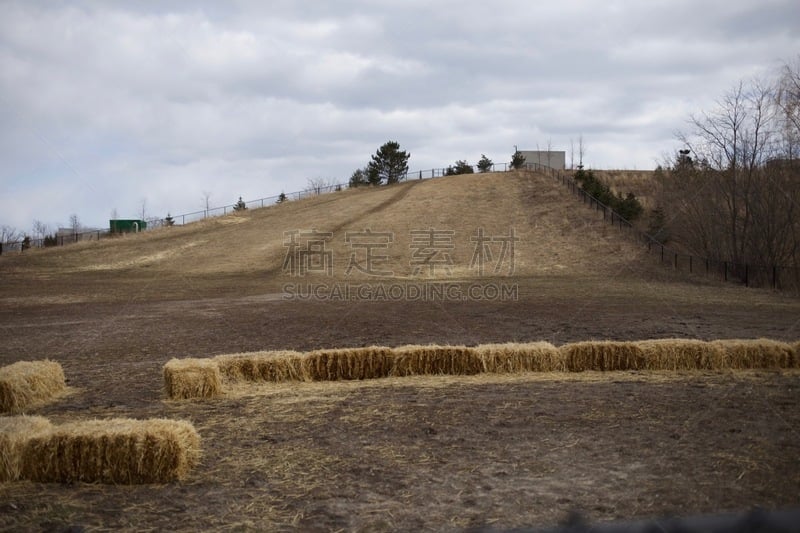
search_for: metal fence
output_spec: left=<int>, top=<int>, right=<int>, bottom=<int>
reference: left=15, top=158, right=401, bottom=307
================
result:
left=4, top=161, right=798, bottom=294
left=0, top=162, right=521, bottom=254
left=549, top=169, right=800, bottom=294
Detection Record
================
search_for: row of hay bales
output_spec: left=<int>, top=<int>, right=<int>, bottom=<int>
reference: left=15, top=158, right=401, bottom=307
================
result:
left=0, top=415, right=201, bottom=483
left=164, top=338, right=800, bottom=399
left=1, top=360, right=202, bottom=484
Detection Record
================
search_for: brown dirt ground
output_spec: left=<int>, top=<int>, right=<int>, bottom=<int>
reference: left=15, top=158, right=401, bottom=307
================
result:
left=1, top=171, right=799, bottom=531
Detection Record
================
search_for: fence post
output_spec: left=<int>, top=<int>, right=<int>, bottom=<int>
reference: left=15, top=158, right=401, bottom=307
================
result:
left=744, top=264, right=749, bottom=287
left=0, top=242, right=2, bottom=255
left=724, top=261, right=728, bottom=281
left=772, top=265, right=777, bottom=290
left=661, top=245, right=664, bottom=262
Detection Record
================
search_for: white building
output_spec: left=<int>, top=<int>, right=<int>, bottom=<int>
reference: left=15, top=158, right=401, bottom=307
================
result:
left=519, top=150, right=566, bottom=170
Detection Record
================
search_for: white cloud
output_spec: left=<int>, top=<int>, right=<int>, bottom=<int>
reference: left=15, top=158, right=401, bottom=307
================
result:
left=1, top=0, right=798, bottom=231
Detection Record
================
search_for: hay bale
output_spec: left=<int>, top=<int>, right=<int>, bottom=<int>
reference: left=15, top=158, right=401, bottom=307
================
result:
left=303, top=346, right=395, bottom=381
left=21, top=418, right=201, bottom=484
left=215, top=350, right=308, bottom=382
left=391, top=345, right=482, bottom=376
left=711, top=339, right=797, bottom=369
left=560, top=341, right=646, bottom=371
left=163, top=358, right=222, bottom=400
left=475, top=342, right=564, bottom=372
left=0, top=360, right=66, bottom=413
left=0, top=415, right=53, bottom=481
left=636, top=339, right=726, bottom=370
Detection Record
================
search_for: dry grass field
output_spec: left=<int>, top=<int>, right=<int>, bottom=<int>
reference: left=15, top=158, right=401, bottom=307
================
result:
left=1, top=170, right=799, bottom=531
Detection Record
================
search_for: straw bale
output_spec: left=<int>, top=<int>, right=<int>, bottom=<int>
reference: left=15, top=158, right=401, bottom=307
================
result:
left=390, top=345, right=481, bottom=376
left=560, top=341, right=646, bottom=371
left=215, top=351, right=308, bottom=382
left=163, top=358, right=222, bottom=399
left=636, top=339, right=726, bottom=370
left=475, top=342, right=565, bottom=372
left=711, top=338, right=797, bottom=369
left=303, top=346, right=395, bottom=381
left=0, top=360, right=66, bottom=413
left=0, top=415, right=53, bottom=481
left=21, top=418, right=201, bottom=483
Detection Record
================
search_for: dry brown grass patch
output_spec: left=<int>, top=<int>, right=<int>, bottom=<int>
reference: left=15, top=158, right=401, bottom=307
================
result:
left=0, top=415, right=53, bottom=481
left=163, top=358, right=223, bottom=400
left=0, top=360, right=66, bottom=413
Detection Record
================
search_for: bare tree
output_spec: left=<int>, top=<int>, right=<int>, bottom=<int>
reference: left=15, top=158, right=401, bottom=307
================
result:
left=1, top=225, right=23, bottom=243
left=578, top=134, right=586, bottom=169
left=775, top=55, right=800, bottom=158
left=202, top=191, right=212, bottom=217
left=32, top=220, right=49, bottom=241
left=69, top=214, right=80, bottom=235
left=110, top=207, right=119, bottom=221
left=569, top=138, right=575, bottom=170
left=305, top=177, right=335, bottom=196
left=139, top=198, right=147, bottom=221
left=658, top=69, right=800, bottom=285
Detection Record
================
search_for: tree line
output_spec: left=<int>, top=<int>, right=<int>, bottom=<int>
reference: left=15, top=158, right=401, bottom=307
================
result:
left=650, top=56, right=800, bottom=275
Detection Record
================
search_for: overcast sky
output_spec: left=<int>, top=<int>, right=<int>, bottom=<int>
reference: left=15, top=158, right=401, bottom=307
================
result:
left=1, top=1, right=798, bottom=233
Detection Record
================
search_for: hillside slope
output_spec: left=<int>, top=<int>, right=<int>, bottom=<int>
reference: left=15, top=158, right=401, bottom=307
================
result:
left=0, top=171, right=663, bottom=299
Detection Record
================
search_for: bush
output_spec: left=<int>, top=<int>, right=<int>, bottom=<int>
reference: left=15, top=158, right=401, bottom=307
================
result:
left=445, top=160, right=474, bottom=176
left=510, top=148, right=526, bottom=170
left=575, top=170, right=643, bottom=221
left=477, top=155, right=493, bottom=173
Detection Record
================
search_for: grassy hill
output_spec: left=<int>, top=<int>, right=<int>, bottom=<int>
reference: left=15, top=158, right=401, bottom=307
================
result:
left=0, top=170, right=665, bottom=301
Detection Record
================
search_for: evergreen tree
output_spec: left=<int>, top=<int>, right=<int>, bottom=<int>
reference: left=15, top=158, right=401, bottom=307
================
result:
left=477, top=154, right=493, bottom=173
left=445, top=160, right=475, bottom=175
left=510, top=146, right=526, bottom=170
left=367, top=141, right=410, bottom=184
left=349, top=168, right=369, bottom=188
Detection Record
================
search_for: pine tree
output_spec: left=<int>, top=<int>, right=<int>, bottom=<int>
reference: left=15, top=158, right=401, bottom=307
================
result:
left=510, top=146, right=526, bottom=170
left=367, top=141, right=410, bottom=184
left=477, top=154, right=493, bottom=173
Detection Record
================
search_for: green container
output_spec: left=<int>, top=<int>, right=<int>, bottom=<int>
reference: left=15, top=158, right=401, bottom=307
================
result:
left=110, top=219, right=147, bottom=234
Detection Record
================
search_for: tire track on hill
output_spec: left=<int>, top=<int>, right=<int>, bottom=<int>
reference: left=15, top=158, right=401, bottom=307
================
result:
left=263, top=180, right=421, bottom=278
left=328, top=180, right=421, bottom=234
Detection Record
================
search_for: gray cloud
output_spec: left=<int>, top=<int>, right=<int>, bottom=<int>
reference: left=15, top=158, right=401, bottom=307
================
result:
left=1, top=0, right=798, bottom=231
